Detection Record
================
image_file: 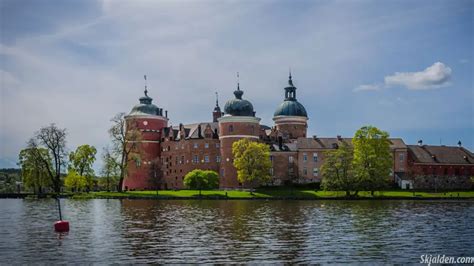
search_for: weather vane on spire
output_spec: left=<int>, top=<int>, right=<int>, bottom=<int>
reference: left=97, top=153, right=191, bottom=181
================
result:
left=215, top=91, right=219, bottom=106
left=144, top=74, right=148, bottom=96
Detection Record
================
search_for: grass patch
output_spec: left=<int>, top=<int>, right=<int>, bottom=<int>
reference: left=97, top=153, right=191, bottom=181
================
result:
left=69, top=189, right=474, bottom=200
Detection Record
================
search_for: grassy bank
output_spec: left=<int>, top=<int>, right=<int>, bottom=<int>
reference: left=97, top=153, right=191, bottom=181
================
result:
left=70, top=190, right=474, bottom=200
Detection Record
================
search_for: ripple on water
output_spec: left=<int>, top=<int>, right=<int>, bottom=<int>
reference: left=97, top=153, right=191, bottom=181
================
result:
left=0, top=199, right=473, bottom=264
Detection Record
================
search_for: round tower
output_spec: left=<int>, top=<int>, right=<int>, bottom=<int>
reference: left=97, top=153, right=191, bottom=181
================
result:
left=123, top=84, right=168, bottom=190
left=219, top=79, right=261, bottom=188
left=273, top=72, right=308, bottom=139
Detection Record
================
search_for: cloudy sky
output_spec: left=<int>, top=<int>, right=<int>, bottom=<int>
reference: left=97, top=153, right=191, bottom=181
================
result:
left=1, top=0, right=473, bottom=170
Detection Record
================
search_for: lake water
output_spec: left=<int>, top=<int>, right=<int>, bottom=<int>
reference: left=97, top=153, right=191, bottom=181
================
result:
left=0, top=199, right=473, bottom=264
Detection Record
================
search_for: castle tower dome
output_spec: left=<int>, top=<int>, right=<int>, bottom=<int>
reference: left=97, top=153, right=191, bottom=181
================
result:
left=123, top=76, right=168, bottom=191
left=218, top=73, right=261, bottom=188
left=273, top=71, right=309, bottom=139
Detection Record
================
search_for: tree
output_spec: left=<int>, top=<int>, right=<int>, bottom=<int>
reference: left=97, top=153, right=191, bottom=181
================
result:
left=69, top=144, right=97, bottom=190
left=101, top=147, right=120, bottom=192
left=352, top=126, right=392, bottom=195
left=64, top=170, right=87, bottom=192
left=18, top=148, right=52, bottom=194
left=148, top=159, right=163, bottom=192
left=108, top=113, right=141, bottom=192
left=28, top=124, right=67, bottom=193
left=183, top=169, right=219, bottom=195
left=321, top=142, right=358, bottom=196
left=232, top=138, right=272, bottom=187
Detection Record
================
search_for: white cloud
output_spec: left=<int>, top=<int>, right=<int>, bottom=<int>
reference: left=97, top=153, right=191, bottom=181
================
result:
left=355, top=62, right=452, bottom=92
left=384, top=62, right=452, bottom=90
left=353, top=83, right=383, bottom=92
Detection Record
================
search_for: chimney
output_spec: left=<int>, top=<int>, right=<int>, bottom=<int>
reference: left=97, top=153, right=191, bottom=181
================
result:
left=458, top=140, right=462, bottom=147
left=337, top=135, right=342, bottom=141
left=197, top=124, right=202, bottom=138
left=418, top=139, right=423, bottom=146
left=165, top=110, right=168, bottom=118
left=313, top=135, right=317, bottom=140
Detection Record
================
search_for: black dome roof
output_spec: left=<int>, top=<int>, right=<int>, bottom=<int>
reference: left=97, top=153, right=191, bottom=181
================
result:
left=223, top=84, right=255, bottom=117
left=273, top=74, right=308, bottom=118
left=129, top=90, right=162, bottom=116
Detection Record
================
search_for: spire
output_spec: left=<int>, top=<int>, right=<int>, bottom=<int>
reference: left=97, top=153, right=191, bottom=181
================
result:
left=144, top=74, right=148, bottom=96
left=215, top=91, right=219, bottom=107
left=288, top=67, right=294, bottom=86
left=237, top=72, right=240, bottom=91
left=234, top=72, right=243, bottom=99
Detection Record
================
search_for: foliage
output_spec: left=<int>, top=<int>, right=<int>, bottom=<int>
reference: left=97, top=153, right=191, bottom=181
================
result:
left=108, top=113, right=141, bottom=192
left=18, top=148, right=53, bottom=194
left=0, top=169, right=22, bottom=193
left=183, top=169, right=219, bottom=194
left=100, top=147, right=120, bottom=192
left=232, top=138, right=272, bottom=186
left=352, top=126, right=392, bottom=194
left=28, top=124, right=67, bottom=193
left=69, top=144, right=97, bottom=190
left=64, top=170, right=87, bottom=192
left=321, top=142, right=357, bottom=196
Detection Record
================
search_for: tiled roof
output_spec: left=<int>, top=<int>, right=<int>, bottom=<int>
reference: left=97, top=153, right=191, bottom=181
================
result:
left=408, top=145, right=474, bottom=164
left=296, top=137, right=407, bottom=150
left=172, top=122, right=218, bottom=140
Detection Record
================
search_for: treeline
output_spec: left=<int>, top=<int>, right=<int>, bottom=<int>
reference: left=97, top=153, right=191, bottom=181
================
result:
left=16, top=113, right=137, bottom=194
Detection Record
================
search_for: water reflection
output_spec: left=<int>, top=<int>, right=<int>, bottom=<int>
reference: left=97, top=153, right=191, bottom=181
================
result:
left=0, top=199, right=473, bottom=263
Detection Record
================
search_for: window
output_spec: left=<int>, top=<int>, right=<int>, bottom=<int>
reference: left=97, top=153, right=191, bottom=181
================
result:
left=216, top=156, right=221, bottom=163
left=251, top=125, right=255, bottom=134
left=270, top=167, right=274, bottom=176
left=270, top=155, right=274, bottom=162
left=289, top=156, right=294, bottom=163
left=136, top=159, right=141, bottom=168
left=193, top=155, right=199, bottom=164
left=180, top=156, right=184, bottom=164
left=313, top=153, right=318, bottom=162
left=399, top=153, right=405, bottom=161
left=289, top=167, right=294, bottom=174
left=313, top=168, right=319, bottom=177
left=303, top=153, right=307, bottom=162
left=205, top=143, right=209, bottom=149
left=204, top=155, right=210, bottom=163
left=193, top=143, right=198, bottom=149
left=220, top=168, right=225, bottom=177
left=229, top=125, right=234, bottom=133
left=303, top=167, right=307, bottom=175
left=216, top=143, right=220, bottom=148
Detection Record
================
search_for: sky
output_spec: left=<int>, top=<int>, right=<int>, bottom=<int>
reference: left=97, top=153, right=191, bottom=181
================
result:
left=0, top=0, right=473, bottom=171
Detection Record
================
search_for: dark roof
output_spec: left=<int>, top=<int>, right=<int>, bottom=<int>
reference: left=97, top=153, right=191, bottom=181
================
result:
left=274, top=74, right=307, bottom=117
left=129, top=91, right=163, bottom=116
left=223, top=84, right=255, bottom=117
left=297, top=137, right=407, bottom=150
left=408, top=145, right=474, bottom=164
left=171, top=122, right=219, bottom=140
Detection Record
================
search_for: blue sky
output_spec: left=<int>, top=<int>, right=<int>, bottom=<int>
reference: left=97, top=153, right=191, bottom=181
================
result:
left=0, top=0, right=473, bottom=170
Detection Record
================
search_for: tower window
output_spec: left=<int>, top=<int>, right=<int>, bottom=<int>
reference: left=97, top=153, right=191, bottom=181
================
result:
left=194, top=143, right=198, bottom=149
left=229, top=125, right=234, bottom=133
left=216, top=156, right=221, bottom=163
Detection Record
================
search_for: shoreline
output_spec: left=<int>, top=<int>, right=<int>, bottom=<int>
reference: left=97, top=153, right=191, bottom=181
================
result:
left=2, top=191, right=474, bottom=200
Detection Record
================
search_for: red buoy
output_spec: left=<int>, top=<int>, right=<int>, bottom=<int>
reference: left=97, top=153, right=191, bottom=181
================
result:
left=54, top=220, right=70, bottom=232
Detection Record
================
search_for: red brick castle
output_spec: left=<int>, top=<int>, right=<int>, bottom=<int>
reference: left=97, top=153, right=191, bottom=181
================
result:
left=122, top=74, right=474, bottom=191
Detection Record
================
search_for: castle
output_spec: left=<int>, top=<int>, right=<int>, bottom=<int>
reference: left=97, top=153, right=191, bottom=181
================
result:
left=122, top=74, right=474, bottom=190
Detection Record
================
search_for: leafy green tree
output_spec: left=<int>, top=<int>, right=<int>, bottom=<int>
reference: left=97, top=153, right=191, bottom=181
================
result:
left=69, top=144, right=97, bottom=190
left=352, top=126, right=392, bottom=195
left=183, top=169, right=219, bottom=195
left=64, top=170, right=87, bottom=192
left=101, top=147, right=120, bottom=192
left=232, top=138, right=272, bottom=187
left=28, top=124, right=67, bottom=193
left=321, top=142, right=357, bottom=196
left=108, top=113, right=141, bottom=192
left=18, top=148, right=52, bottom=194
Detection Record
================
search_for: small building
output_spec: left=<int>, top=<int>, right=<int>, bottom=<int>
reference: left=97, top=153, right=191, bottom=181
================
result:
left=404, top=142, right=474, bottom=190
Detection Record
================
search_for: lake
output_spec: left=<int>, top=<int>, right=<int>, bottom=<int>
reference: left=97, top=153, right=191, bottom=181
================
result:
left=0, top=199, right=473, bottom=263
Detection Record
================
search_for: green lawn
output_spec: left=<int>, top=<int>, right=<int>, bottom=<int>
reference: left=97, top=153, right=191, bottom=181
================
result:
left=70, top=189, right=474, bottom=199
